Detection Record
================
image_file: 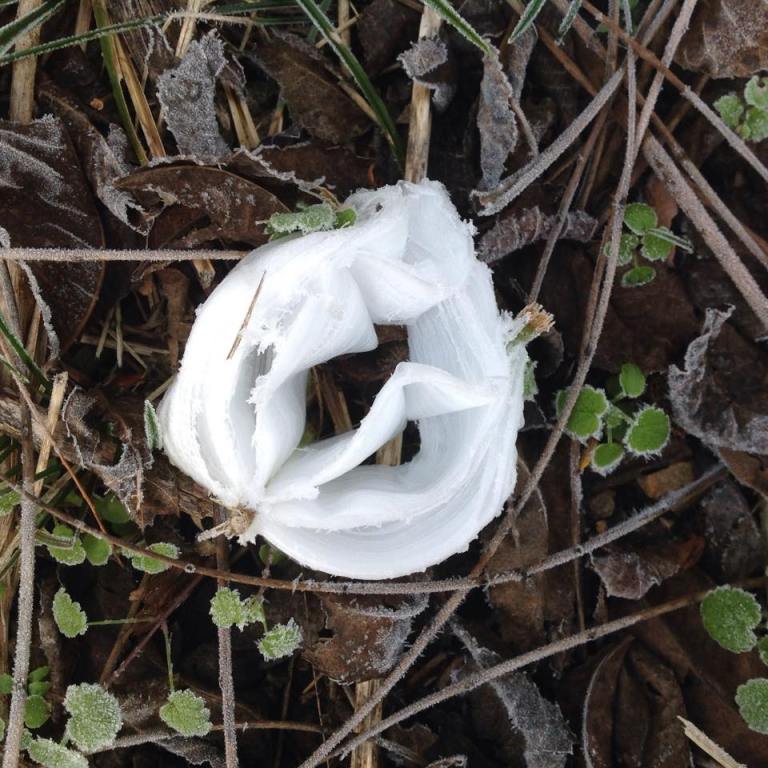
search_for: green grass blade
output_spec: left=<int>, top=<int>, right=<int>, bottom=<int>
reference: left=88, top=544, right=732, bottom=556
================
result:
left=557, top=0, right=583, bottom=40
left=0, top=0, right=66, bottom=56
left=0, top=310, right=49, bottom=391
left=420, top=0, right=491, bottom=54
left=293, top=0, right=404, bottom=164
left=509, top=0, right=547, bottom=42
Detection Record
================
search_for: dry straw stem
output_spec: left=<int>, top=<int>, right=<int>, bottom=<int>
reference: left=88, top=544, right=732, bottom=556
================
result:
left=678, top=717, right=747, bottom=768
left=8, top=0, right=42, bottom=123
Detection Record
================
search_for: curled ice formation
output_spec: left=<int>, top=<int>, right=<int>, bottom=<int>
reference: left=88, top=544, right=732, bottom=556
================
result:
left=159, top=180, right=529, bottom=579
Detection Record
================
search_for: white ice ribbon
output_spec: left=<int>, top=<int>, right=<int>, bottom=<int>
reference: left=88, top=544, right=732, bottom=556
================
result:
left=159, top=180, right=529, bottom=579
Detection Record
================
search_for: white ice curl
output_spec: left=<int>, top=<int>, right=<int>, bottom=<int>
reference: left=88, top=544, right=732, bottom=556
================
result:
left=159, top=180, right=527, bottom=579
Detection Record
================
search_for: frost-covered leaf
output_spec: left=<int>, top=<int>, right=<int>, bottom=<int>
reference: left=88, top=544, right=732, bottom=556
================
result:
left=94, top=494, right=131, bottom=525
left=159, top=689, right=212, bottom=737
left=130, top=542, right=179, bottom=574
left=641, top=231, right=675, bottom=262
left=64, top=683, right=123, bottom=751
left=715, top=92, right=745, bottom=129
left=625, top=406, right=670, bottom=456
left=258, top=618, right=303, bottom=661
left=82, top=534, right=111, bottom=567
left=243, top=596, right=266, bottom=629
left=523, top=358, right=538, bottom=401
left=624, top=203, right=657, bottom=235
left=609, top=232, right=640, bottom=266
left=45, top=525, right=86, bottom=566
left=398, top=37, right=455, bottom=112
left=741, top=106, right=768, bottom=142
left=758, top=637, right=768, bottom=667
left=209, top=588, right=245, bottom=630
left=26, top=737, right=88, bottom=768
left=621, top=265, right=656, bottom=287
left=736, top=679, right=768, bottom=734
left=619, top=363, right=646, bottom=399
left=28, top=682, right=50, bottom=697
left=24, top=695, right=51, bottom=729
left=556, top=385, right=608, bottom=443
left=28, top=667, right=49, bottom=684
left=266, top=203, right=336, bottom=237
left=52, top=587, right=88, bottom=639
left=156, top=31, right=228, bottom=159
left=0, top=716, right=4, bottom=741
left=745, top=76, right=768, bottom=110
left=700, top=586, right=761, bottom=653
left=591, top=443, right=624, bottom=476
left=144, top=399, right=163, bottom=453
left=0, top=672, right=12, bottom=694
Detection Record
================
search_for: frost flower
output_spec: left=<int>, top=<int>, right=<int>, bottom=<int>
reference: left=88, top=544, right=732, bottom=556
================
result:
left=160, top=181, right=531, bottom=579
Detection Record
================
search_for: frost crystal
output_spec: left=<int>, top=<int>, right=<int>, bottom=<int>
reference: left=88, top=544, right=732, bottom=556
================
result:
left=159, top=181, right=529, bottom=579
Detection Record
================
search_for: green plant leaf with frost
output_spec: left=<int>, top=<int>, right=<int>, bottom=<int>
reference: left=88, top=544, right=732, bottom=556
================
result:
left=95, top=493, right=131, bottom=525
left=700, top=586, right=761, bottom=653
left=0, top=716, right=4, bottom=741
left=53, top=588, right=88, bottom=639
left=24, top=695, right=50, bottom=729
left=243, top=596, right=267, bottom=629
left=28, top=681, right=50, bottom=697
left=623, top=203, right=657, bottom=235
left=422, top=0, right=492, bottom=52
left=715, top=93, right=745, bottom=129
left=736, top=678, right=768, bottom=735
left=258, top=618, right=303, bottom=661
left=618, top=363, right=645, bottom=399
left=82, top=533, right=111, bottom=566
left=0, top=672, right=12, bottom=694
left=210, top=587, right=246, bottom=630
left=28, top=667, right=49, bottom=684
left=129, top=542, right=179, bottom=574
left=757, top=637, right=768, bottom=667
left=741, top=107, right=768, bottom=142
left=523, top=358, right=538, bottom=401
left=556, top=385, right=608, bottom=443
left=0, top=489, right=19, bottom=516
left=144, top=399, right=163, bottom=452
left=26, top=737, right=88, bottom=768
left=745, top=76, right=768, bottom=111
left=64, top=683, right=123, bottom=752
left=621, top=265, right=656, bottom=288
left=509, top=0, right=547, bottom=41
left=159, top=689, right=212, bottom=737
left=45, top=525, right=86, bottom=566
left=608, top=232, right=640, bottom=266
left=625, top=406, right=669, bottom=456
left=267, top=203, right=336, bottom=237
left=591, top=442, right=624, bottom=476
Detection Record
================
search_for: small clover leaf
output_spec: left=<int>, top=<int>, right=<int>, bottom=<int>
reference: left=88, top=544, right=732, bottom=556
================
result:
left=742, top=107, right=768, bottom=142
left=624, top=203, right=657, bottom=235
left=24, top=695, right=51, bottom=729
left=736, top=679, right=768, bottom=735
left=130, top=542, right=179, bottom=574
left=46, top=525, right=86, bottom=566
left=700, top=586, right=761, bottom=653
left=82, top=534, right=111, bottom=567
left=641, top=231, right=674, bottom=262
left=556, top=385, right=609, bottom=443
left=618, top=363, right=646, bottom=399
left=625, top=406, right=670, bottom=456
left=744, top=76, right=768, bottom=111
left=159, top=689, right=212, bottom=737
left=143, top=399, right=163, bottom=452
left=258, top=618, right=303, bottom=661
left=210, top=588, right=246, bottom=630
left=715, top=93, right=746, bottom=129
left=53, top=587, right=88, bottom=639
left=64, top=683, right=123, bottom=752
left=591, top=442, right=624, bottom=476
left=621, top=265, right=656, bottom=288
left=26, top=737, right=88, bottom=768
left=0, top=672, right=12, bottom=694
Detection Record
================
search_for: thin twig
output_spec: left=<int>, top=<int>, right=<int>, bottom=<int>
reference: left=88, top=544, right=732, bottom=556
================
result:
left=0, top=248, right=245, bottom=262
left=216, top=532, right=239, bottom=768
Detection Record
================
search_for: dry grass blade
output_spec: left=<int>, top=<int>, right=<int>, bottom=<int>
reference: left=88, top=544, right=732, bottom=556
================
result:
left=678, top=717, right=747, bottom=768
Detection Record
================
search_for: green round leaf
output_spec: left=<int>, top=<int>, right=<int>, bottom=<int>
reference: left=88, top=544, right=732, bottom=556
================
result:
left=556, top=385, right=609, bottom=443
left=334, top=208, right=357, bottom=229
left=26, top=737, right=88, bottom=768
left=159, top=689, right=212, bottom=738
left=742, top=106, right=768, bottom=142
left=130, top=542, right=179, bottom=575
left=604, top=232, right=639, bottom=266
left=28, top=667, right=49, bottom=684
left=0, top=672, right=13, bottom=694
left=619, top=363, right=646, bottom=399
left=736, top=678, right=768, bottom=735
left=82, top=534, right=112, bottom=567
left=94, top=494, right=131, bottom=525
left=591, top=442, right=625, bottom=476
left=621, top=265, right=656, bottom=288
left=46, top=525, right=86, bottom=566
left=744, top=76, right=768, bottom=111
left=52, top=587, right=88, bottom=639
left=758, top=637, right=768, bottom=667
left=210, top=588, right=245, bottom=630
left=714, top=92, right=745, bottom=129
left=24, top=695, right=51, bottom=730
left=700, top=586, right=761, bottom=653
left=625, top=407, right=670, bottom=456
left=258, top=618, right=303, bottom=661
left=641, top=231, right=675, bottom=262
left=243, top=596, right=266, bottom=629
left=28, top=681, right=51, bottom=697
left=64, top=683, right=123, bottom=752
left=624, top=203, right=657, bottom=235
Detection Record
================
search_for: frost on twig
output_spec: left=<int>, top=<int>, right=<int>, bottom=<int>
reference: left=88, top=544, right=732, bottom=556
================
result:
left=160, top=181, right=534, bottom=579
